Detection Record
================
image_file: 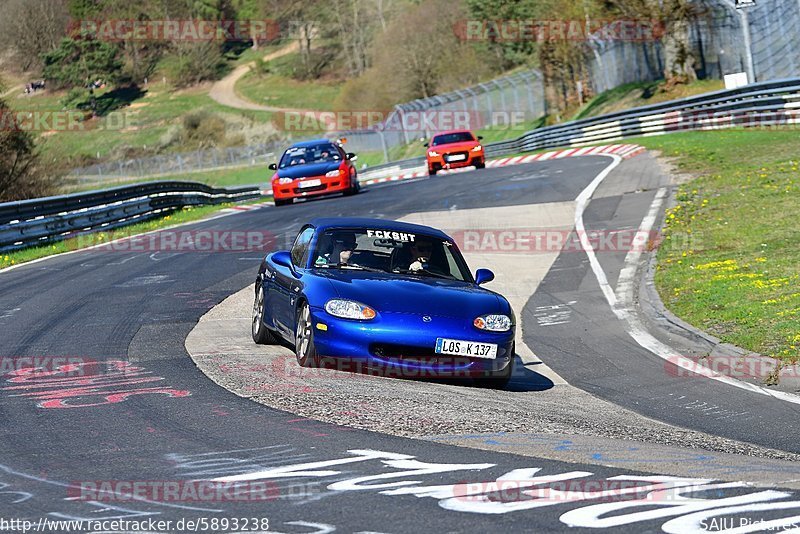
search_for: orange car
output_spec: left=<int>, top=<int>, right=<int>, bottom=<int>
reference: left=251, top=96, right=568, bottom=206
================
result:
left=424, top=130, right=485, bottom=176
left=269, top=139, right=360, bottom=206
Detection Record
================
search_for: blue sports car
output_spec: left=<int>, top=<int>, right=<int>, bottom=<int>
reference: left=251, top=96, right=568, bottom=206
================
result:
left=251, top=218, right=515, bottom=387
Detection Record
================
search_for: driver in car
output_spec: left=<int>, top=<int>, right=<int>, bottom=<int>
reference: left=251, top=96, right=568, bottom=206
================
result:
left=408, top=239, right=433, bottom=272
left=315, top=233, right=357, bottom=266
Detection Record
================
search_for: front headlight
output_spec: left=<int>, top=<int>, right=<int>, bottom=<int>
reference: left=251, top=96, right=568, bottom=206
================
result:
left=277, top=177, right=293, bottom=184
left=325, top=169, right=343, bottom=177
left=473, top=314, right=511, bottom=332
left=428, top=151, right=439, bottom=157
left=325, top=299, right=377, bottom=320
left=471, top=145, right=483, bottom=152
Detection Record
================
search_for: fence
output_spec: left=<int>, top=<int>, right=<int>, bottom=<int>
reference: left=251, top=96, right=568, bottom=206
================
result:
left=68, top=70, right=546, bottom=182
left=332, top=70, right=546, bottom=156
left=8, top=78, right=799, bottom=252
left=358, top=76, right=800, bottom=179
left=67, top=0, right=800, bottom=183
left=0, top=182, right=262, bottom=252
left=69, top=143, right=284, bottom=185
left=588, top=0, right=800, bottom=94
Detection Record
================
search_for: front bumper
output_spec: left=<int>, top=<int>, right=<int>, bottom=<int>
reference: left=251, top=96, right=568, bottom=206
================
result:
left=309, top=306, right=514, bottom=378
left=427, top=150, right=485, bottom=171
left=273, top=173, right=350, bottom=200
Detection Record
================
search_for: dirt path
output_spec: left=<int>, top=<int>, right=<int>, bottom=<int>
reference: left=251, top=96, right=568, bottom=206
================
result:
left=210, top=42, right=303, bottom=112
left=209, top=41, right=337, bottom=134
left=1, top=84, right=24, bottom=99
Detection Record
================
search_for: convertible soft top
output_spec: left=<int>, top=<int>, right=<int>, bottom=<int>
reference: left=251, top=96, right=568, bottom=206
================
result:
left=309, top=218, right=451, bottom=241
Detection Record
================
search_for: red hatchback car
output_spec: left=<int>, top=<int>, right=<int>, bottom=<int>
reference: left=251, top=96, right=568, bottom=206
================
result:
left=425, top=130, right=485, bottom=176
left=269, top=140, right=360, bottom=206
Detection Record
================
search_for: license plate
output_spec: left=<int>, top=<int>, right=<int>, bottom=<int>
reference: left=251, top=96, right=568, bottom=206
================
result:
left=446, top=154, right=466, bottom=162
left=435, top=338, right=497, bottom=359
left=298, top=179, right=322, bottom=188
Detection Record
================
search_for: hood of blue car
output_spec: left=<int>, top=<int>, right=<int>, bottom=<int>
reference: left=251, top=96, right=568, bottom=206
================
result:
left=277, top=161, right=341, bottom=179
left=323, top=272, right=505, bottom=318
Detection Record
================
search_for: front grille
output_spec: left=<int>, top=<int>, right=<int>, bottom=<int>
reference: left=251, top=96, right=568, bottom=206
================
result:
left=372, top=343, right=435, bottom=359
left=444, top=151, right=469, bottom=163
left=293, top=184, right=328, bottom=194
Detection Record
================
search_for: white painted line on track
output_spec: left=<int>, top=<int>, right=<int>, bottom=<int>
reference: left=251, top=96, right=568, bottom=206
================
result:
left=576, top=156, right=800, bottom=406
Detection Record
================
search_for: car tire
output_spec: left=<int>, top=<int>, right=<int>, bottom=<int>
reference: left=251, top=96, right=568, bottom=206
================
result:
left=428, top=167, right=437, bottom=176
left=475, top=160, right=486, bottom=169
left=252, top=283, right=278, bottom=345
left=474, top=346, right=513, bottom=389
left=295, top=303, right=318, bottom=367
left=274, top=198, right=292, bottom=207
left=344, top=173, right=360, bottom=196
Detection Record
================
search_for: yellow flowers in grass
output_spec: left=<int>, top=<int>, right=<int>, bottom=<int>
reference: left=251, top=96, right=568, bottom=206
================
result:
left=695, top=259, right=738, bottom=271
left=711, top=272, right=761, bottom=281
left=764, top=293, right=800, bottom=306
left=752, top=278, right=790, bottom=290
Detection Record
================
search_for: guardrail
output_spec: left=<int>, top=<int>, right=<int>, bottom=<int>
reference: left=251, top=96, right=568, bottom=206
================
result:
left=0, top=182, right=262, bottom=253
left=359, top=77, right=800, bottom=178
left=5, top=77, right=798, bottom=253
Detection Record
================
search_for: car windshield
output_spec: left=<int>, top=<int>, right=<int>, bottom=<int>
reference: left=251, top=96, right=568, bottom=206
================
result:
left=279, top=143, right=342, bottom=169
left=431, top=132, right=475, bottom=146
left=311, top=228, right=471, bottom=282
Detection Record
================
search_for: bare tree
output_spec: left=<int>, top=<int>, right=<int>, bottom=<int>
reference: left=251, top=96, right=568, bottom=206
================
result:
left=372, top=0, right=483, bottom=99
left=0, top=98, right=58, bottom=201
left=375, top=0, right=389, bottom=31
left=330, top=0, right=374, bottom=77
left=0, top=0, right=69, bottom=71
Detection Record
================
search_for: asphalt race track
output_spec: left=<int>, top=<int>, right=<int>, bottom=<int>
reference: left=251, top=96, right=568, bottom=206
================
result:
left=3, top=154, right=800, bottom=533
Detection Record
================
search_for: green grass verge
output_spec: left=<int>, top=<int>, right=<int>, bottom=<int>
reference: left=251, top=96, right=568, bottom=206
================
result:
left=0, top=203, right=244, bottom=269
left=572, top=79, right=726, bottom=121
left=231, top=43, right=286, bottom=66
left=235, top=52, right=343, bottom=112
left=357, top=141, right=427, bottom=168
left=631, top=129, right=800, bottom=364
left=65, top=165, right=273, bottom=193
left=9, top=82, right=274, bottom=165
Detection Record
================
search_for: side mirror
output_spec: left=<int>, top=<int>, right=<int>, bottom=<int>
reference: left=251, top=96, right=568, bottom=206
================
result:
left=477, top=136, right=483, bottom=140
left=268, top=163, right=277, bottom=170
left=272, top=250, right=292, bottom=268
left=346, top=152, right=358, bottom=161
left=423, top=142, right=429, bottom=148
left=475, top=268, right=494, bottom=285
